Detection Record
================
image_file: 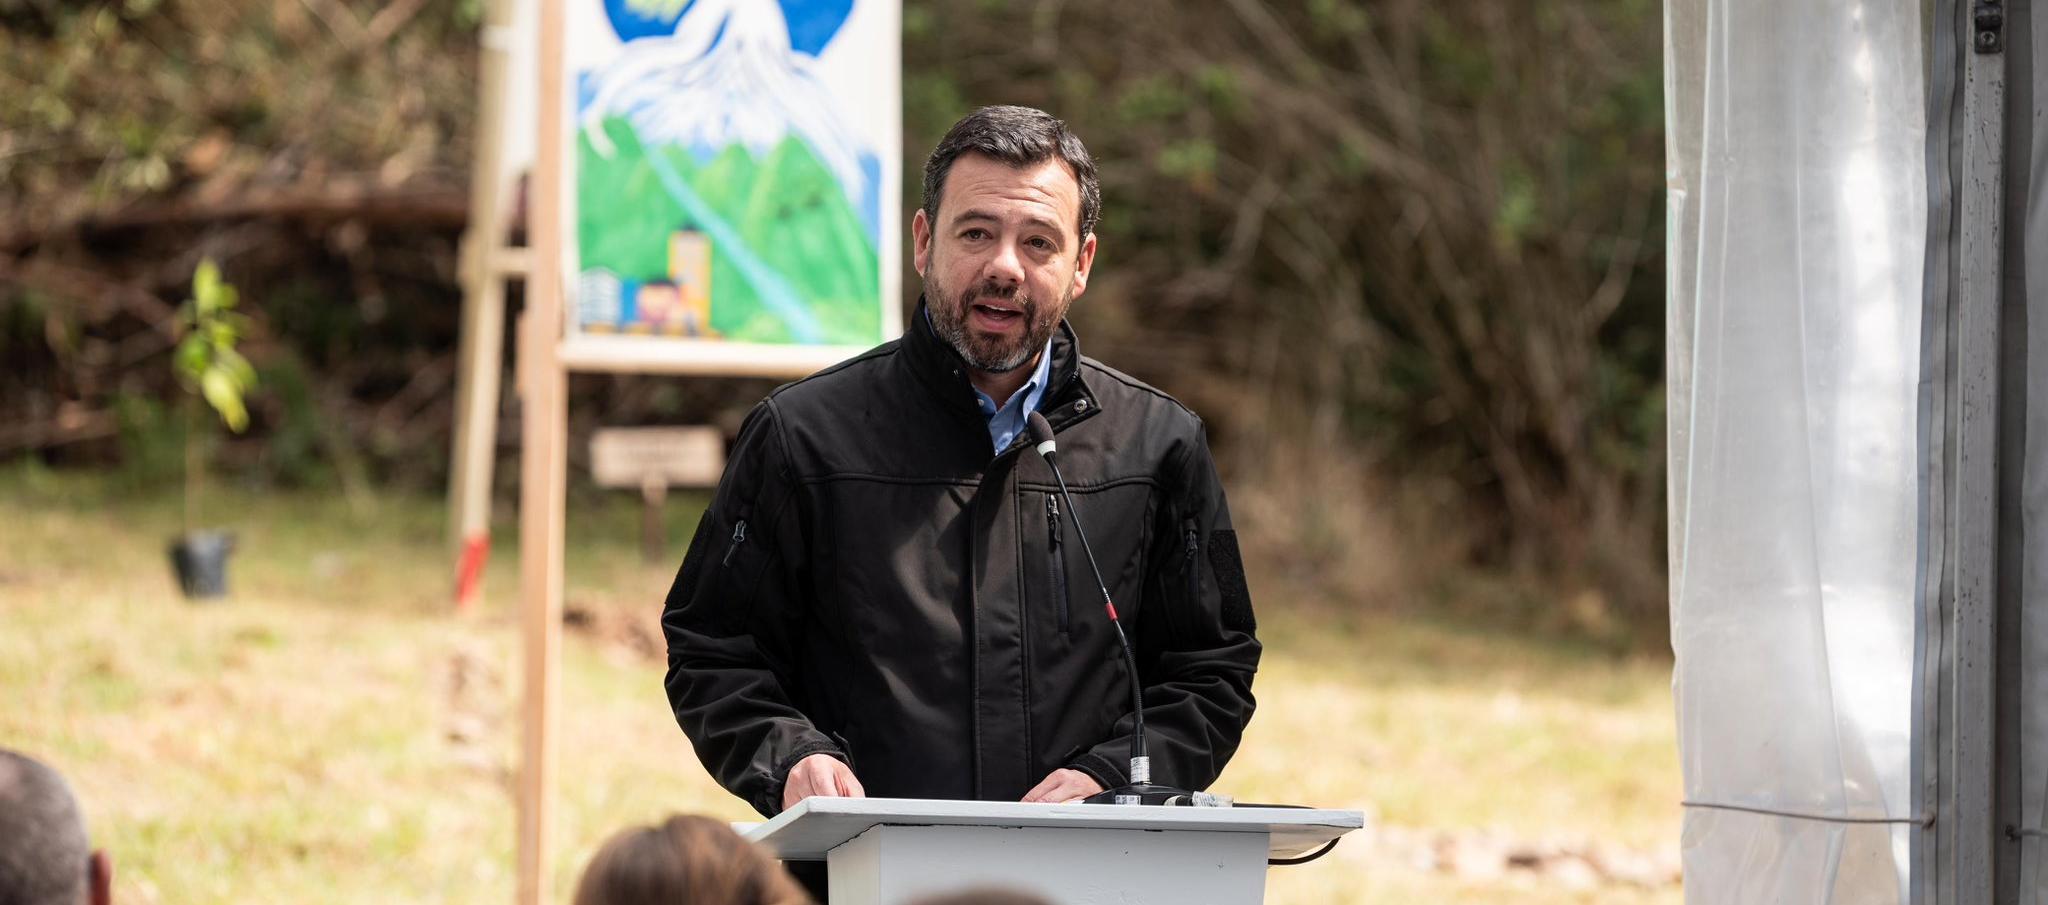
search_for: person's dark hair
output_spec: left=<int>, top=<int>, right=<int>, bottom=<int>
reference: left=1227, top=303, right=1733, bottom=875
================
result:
left=921, top=105, right=1100, bottom=240
left=0, top=750, right=92, bottom=905
left=572, top=813, right=810, bottom=905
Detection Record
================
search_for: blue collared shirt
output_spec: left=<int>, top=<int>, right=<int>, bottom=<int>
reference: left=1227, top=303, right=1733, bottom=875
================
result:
left=974, top=337, right=1055, bottom=454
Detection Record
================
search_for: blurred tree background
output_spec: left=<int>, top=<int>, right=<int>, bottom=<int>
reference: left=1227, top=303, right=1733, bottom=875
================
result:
left=0, top=0, right=1666, bottom=641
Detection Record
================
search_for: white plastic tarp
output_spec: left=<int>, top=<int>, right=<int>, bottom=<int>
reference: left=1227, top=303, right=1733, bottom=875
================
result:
left=1666, top=0, right=1926, bottom=900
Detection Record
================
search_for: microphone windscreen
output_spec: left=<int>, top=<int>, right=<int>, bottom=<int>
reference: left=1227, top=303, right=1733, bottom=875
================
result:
left=1026, top=412, right=1057, bottom=454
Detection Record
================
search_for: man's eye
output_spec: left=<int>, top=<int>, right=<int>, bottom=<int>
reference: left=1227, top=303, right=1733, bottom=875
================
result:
left=1029, top=237, right=1053, bottom=250
left=961, top=229, right=989, bottom=240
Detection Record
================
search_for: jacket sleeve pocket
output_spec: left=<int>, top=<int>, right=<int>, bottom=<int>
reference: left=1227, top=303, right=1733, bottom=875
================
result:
left=1206, top=527, right=1255, bottom=633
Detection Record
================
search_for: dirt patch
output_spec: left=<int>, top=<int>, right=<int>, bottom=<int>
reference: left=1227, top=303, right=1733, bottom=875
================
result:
left=563, top=599, right=664, bottom=663
left=1339, top=819, right=1681, bottom=890
left=441, top=638, right=507, bottom=779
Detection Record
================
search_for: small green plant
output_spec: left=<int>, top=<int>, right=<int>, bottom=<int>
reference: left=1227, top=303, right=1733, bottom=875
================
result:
left=176, top=259, right=256, bottom=432
left=174, top=259, right=257, bottom=531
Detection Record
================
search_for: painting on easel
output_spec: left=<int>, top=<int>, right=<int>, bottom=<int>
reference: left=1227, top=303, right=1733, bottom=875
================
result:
left=564, top=0, right=901, bottom=357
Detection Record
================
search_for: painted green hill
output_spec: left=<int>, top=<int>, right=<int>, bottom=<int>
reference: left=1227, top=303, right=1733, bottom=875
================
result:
left=577, top=116, right=881, bottom=346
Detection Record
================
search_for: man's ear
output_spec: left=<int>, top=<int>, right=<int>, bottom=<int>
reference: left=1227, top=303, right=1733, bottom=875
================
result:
left=911, top=208, right=932, bottom=278
left=1070, top=231, right=1098, bottom=300
left=89, top=850, right=111, bottom=905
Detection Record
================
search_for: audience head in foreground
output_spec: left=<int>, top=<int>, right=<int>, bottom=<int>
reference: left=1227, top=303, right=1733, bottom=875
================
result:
left=573, top=814, right=809, bottom=905
left=0, top=750, right=111, bottom=905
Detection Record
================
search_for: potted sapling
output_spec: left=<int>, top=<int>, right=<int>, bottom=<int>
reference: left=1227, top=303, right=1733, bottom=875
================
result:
left=168, top=259, right=258, bottom=599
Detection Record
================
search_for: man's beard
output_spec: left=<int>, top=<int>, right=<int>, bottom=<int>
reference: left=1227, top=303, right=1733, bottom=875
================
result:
left=928, top=277, right=1070, bottom=373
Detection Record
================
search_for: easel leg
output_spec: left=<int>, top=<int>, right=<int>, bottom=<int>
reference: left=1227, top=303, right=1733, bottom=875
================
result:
left=450, top=263, right=507, bottom=614
left=516, top=0, right=567, bottom=897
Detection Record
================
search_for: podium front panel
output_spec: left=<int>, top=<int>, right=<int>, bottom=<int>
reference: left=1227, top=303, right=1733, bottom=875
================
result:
left=829, top=824, right=1268, bottom=905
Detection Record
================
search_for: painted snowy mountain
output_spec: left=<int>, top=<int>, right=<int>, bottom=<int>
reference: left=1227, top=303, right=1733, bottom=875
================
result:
left=581, top=0, right=878, bottom=239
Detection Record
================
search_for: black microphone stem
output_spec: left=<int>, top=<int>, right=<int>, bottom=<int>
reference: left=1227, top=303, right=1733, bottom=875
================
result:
left=1046, top=460, right=1148, bottom=771
left=1025, top=410, right=1184, bottom=804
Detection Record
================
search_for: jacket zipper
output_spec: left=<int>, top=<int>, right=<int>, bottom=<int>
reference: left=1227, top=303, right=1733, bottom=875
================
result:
left=1182, top=518, right=1202, bottom=612
left=1047, top=495, right=1070, bottom=634
left=721, top=518, right=748, bottom=567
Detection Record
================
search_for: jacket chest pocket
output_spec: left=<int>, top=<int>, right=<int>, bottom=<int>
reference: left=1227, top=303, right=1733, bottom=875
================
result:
left=1045, top=494, right=1072, bottom=635
left=1025, top=486, right=1155, bottom=643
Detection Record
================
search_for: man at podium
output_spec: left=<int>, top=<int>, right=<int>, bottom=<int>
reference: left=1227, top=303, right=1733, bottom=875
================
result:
left=662, top=105, right=1261, bottom=820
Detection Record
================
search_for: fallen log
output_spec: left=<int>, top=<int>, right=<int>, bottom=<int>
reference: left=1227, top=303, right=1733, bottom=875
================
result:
left=0, top=183, right=470, bottom=252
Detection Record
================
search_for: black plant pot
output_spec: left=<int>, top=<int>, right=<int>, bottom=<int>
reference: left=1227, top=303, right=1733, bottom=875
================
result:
left=169, top=531, right=235, bottom=600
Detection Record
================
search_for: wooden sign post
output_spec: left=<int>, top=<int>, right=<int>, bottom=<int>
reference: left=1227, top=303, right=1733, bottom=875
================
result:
left=589, top=426, right=725, bottom=561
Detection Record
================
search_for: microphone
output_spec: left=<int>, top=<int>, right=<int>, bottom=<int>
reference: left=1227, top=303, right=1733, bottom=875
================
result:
left=1025, top=412, right=1188, bottom=806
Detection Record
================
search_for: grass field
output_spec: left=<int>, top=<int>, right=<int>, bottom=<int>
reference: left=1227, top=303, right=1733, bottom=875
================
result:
left=0, top=464, right=1682, bottom=903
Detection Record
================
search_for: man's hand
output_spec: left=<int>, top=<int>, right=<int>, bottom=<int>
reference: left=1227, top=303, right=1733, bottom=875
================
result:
left=1021, top=768, right=1104, bottom=803
left=781, top=752, right=864, bottom=811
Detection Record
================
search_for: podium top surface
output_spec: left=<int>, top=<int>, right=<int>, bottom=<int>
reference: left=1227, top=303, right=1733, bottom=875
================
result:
left=738, top=797, right=1364, bottom=860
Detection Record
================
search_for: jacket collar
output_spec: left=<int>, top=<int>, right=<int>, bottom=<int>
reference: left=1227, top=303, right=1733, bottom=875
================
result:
left=903, top=296, right=1099, bottom=433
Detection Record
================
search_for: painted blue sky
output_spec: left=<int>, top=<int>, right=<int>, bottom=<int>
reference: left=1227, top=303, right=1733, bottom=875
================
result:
left=602, top=0, right=855, bottom=55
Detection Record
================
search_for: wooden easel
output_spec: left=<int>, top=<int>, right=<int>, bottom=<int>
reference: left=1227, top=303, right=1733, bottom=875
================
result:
left=443, top=0, right=566, bottom=900
left=491, top=3, right=903, bottom=900
left=511, top=0, right=568, bottom=902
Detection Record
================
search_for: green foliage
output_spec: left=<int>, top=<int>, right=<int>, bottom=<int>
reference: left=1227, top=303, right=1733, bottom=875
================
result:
left=1306, top=0, right=1372, bottom=40
left=1193, top=65, right=1245, bottom=119
left=1155, top=138, right=1218, bottom=188
left=253, top=355, right=332, bottom=488
left=174, top=259, right=257, bottom=433
left=0, top=287, right=53, bottom=360
left=1115, top=75, right=1188, bottom=124
left=1, top=0, right=479, bottom=233
left=1493, top=167, right=1540, bottom=247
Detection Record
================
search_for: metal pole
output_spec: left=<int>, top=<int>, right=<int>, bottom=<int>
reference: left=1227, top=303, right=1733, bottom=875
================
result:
left=1946, top=0, right=2005, bottom=899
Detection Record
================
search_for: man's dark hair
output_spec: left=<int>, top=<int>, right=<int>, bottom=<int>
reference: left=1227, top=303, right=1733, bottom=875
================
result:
left=0, top=750, right=92, bottom=905
left=921, top=105, right=1101, bottom=241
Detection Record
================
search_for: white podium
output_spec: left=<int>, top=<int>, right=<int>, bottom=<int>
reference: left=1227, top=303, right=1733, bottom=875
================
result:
left=739, top=797, right=1362, bottom=905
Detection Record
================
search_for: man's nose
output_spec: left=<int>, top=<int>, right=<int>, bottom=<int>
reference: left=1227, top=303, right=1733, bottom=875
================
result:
left=982, top=241, right=1026, bottom=286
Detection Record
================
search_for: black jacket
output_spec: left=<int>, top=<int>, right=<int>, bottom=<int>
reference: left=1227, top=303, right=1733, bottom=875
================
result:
left=662, top=303, right=1261, bottom=817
